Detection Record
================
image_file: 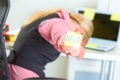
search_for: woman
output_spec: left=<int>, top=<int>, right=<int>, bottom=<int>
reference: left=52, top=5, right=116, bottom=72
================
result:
left=8, top=8, right=93, bottom=80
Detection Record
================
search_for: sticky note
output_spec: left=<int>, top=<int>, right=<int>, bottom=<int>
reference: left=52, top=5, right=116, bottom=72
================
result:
left=85, top=43, right=97, bottom=48
left=9, top=35, right=16, bottom=42
left=110, top=14, right=120, bottom=22
left=84, top=8, right=95, bottom=20
left=64, top=31, right=83, bottom=49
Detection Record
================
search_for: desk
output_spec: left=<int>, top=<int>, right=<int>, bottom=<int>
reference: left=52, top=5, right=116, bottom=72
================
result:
left=67, top=46, right=120, bottom=80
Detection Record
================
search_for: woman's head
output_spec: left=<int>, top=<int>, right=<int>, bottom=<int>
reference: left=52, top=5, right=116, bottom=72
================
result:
left=69, top=13, right=94, bottom=46
left=23, top=8, right=94, bottom=46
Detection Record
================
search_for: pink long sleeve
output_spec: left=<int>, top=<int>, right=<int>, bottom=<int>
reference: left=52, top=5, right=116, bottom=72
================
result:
left=38, top=10, right=73, bottom=52
left=38, top=18, right=72, bottom=52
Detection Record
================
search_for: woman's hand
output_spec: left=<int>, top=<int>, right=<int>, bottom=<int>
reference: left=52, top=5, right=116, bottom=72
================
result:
left=59, top=42, right=85, bottom=59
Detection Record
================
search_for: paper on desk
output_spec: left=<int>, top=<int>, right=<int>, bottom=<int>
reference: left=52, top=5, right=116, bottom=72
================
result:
left=85, top=43, right=98, bottom=48
left=84, top=8, right=96, bottom=20
left=110, top=14, right=120, bottom=22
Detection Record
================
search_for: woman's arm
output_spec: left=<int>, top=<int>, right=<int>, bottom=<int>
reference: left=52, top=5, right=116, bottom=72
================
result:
left=38, top=18, right=85, bottom=59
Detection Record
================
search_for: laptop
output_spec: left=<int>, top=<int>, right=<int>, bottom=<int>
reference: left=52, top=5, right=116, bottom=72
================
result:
left=77, top=8, right=120, bottom=51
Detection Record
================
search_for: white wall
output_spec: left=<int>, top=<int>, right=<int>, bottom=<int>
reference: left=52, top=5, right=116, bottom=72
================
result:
left=6, top=0, right=97, bottom=31
left=97, top=0, right=120, bottom=13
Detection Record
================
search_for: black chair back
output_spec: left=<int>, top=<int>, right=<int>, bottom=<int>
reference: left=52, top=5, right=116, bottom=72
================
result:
left=24, top=77, right=66, bottom=80
left=0, top=0, right=10, bottom=80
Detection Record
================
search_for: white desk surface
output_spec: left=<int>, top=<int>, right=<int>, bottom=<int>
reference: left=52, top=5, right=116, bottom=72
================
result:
left=61, top=46, right=120, bottom=62
left=84, top=46, right=120, bottom=61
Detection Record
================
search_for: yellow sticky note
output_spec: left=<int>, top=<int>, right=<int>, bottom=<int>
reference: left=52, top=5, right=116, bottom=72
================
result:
left=64, top=31, right=83, bottom=49
left=85, top=43, right=97, bottom=48
left=110, top=14, right=120, bottom=22
left=84, top=8, right=95, bottom=20
left=9, top=35, right=16, bottom=42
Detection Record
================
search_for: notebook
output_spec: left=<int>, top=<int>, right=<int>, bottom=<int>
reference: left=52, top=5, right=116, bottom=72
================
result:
left=77, top=8, right=120, bottom=51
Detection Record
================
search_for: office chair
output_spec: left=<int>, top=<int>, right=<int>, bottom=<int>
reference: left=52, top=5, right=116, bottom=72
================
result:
left=24, top=78, right=66, bottom=80
left=0, top=0, right=66, bottom=80
left=0, top=0, right=10, bottom=80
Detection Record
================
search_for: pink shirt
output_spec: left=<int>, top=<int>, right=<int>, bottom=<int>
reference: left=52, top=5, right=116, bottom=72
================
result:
left=38, top=10, right=73, bottom=52
left=9, top=10, right=73, bottom=80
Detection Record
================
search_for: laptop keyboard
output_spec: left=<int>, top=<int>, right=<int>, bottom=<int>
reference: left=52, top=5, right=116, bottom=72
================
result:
left=85, top=38, right=117, bottom=51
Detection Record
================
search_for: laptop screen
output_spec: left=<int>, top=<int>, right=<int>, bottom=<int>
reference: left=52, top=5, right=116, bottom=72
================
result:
left=78, top=10, right=120, bottom=41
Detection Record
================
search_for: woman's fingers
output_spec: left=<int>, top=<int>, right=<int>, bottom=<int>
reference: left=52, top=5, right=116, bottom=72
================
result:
left=77, top=46, right=85, bottom=59
left=59, top=42, right=71, bottom=55
left=59, top=42, right=85, bottom=59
